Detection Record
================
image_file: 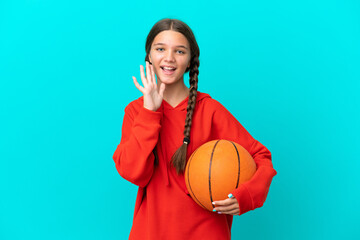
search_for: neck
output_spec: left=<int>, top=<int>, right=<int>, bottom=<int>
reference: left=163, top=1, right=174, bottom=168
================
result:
left=159, top=79, right=189, bottom=107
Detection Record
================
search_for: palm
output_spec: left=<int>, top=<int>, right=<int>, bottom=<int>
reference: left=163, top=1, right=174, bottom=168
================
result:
left=132, top=61, right=165, bottom=111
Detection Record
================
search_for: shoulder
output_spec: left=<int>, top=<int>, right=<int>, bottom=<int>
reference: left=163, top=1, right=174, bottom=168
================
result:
left=196, top=91, right=229, bottom=114
left=196, top=92, right=238, bottom=125
left=124, top=96, right=144, bottom=117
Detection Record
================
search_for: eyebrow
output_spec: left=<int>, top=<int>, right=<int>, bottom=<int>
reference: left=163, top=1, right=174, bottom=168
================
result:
left=153, top=43, right=188, bottom=50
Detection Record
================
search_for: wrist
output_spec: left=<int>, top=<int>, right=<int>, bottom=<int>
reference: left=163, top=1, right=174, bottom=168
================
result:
left=143, top=105, right=157, bottom=112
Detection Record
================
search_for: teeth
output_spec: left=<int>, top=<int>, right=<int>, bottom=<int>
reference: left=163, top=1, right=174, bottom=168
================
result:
left=163, top=67, right=175, bottom=70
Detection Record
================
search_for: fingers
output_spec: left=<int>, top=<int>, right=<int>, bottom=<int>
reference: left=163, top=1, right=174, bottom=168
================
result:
left=135, top=61, right=158, bottom=94
left=214, top=202, right=237, bottom=212
left=221, top=209, right=240, bottom=215
left=140, top=61, right=155, bottom=87
left=132, top=76, right=144, bottom=93
left=145, top=61, right=150, bottom=81
left=212, top=197, right=240, bottom=215
left=150, top=64, right=156, bottom=85
left=215, top=204, right=240, bottom=215
left=145, top=61, right=154, bottom=85
left=139, top=64, right=148, bottom=88
left=213, top=197, right=234, bottom=206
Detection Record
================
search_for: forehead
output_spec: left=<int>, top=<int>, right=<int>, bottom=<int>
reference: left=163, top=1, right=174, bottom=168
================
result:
left=152, top=30, right=189, bottom=47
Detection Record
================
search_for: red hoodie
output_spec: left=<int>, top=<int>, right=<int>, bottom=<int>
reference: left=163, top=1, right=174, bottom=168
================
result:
left=113, top=91, right=277, bottom=240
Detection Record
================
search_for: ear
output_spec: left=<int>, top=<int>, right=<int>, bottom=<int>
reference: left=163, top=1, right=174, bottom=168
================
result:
left=148, top=54, right=152, bottom=64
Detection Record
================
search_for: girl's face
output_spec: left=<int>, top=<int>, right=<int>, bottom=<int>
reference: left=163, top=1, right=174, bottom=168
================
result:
left=149, top=30, right=191, bottom=85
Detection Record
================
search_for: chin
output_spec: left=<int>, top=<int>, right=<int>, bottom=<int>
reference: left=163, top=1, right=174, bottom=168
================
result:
left=159, top=79, right=177, bottom=85
left=158, top=75, right=178, bottom=84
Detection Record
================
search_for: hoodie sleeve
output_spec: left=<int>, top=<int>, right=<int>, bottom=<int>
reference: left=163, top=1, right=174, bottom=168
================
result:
left=211, top=101, right=277, bottom=215
left=112, top=103, right=162, bottom=188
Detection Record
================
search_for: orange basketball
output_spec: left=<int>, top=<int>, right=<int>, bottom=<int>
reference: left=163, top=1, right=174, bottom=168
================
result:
left=185, top=139, right=256, bottom=211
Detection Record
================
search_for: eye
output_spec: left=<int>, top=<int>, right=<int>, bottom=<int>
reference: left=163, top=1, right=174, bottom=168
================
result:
left=177, top=50, right=185, bottom=54
left=156, top=48, right=164, bottom=52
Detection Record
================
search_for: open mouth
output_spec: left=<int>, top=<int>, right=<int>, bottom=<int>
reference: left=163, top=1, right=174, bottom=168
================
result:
left=161, top=66, right=177, bottom=74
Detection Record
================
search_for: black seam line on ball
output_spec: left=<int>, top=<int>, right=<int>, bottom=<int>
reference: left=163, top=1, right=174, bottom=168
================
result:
left=187, top=148, right=207, bottom=210
left=228, top=140, right=241, bottom=188
left=209, top=140, right=221, bottom=208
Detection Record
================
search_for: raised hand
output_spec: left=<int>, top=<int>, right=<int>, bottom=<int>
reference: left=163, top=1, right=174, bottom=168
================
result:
left=132, top=61, right=166, bottom=111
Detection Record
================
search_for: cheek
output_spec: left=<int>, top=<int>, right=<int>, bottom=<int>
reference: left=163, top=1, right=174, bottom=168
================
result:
left=151, top=62, right=161, bottom=76
left=185, top=56, right=191, bottom=67
left=149, top=55, right=158, bottom=67
left=149, top=50, right=158, bottom=62
left=150, top=55, right=161, bottom=66
left=153, top=66, right=160, bottom=76
left=183, top=59, right=191, bottom=70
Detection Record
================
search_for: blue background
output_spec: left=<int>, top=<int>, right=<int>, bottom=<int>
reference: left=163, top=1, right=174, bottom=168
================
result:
left=1, top=0, right=359, bottom=239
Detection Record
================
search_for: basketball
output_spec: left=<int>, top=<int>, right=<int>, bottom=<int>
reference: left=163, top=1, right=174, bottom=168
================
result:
left=185, top=139, right=256, bottom=211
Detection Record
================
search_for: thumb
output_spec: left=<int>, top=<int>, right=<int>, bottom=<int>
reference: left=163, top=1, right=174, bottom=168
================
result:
left=158, top=83, right=166, bottom=97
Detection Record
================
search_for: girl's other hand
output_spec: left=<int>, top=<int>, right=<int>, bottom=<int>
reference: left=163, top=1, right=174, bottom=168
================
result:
left=212, top=194, right=240, bottom=215
left=132, top=61, right=166, bottom=111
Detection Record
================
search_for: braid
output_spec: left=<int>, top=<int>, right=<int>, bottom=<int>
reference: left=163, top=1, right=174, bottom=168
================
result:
left=171, top=56, right=200, bottom=174
left=144, top=19, right=200, bottom=172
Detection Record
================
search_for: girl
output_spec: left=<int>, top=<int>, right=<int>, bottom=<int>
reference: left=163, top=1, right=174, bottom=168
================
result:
left=113, top=18, right=277, bottom=240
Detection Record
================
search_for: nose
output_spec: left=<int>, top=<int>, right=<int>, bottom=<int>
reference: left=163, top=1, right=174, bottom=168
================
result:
left=164, top=50, right=175, bottom=62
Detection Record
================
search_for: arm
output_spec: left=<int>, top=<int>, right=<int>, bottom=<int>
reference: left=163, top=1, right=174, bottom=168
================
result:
left=112, top=104, right=162, bottom=188
left=211, top=101, right=277, bottom=215
left=113, top=61, right=165, bottom=187
left=232, top=140, right=276, bottom=215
